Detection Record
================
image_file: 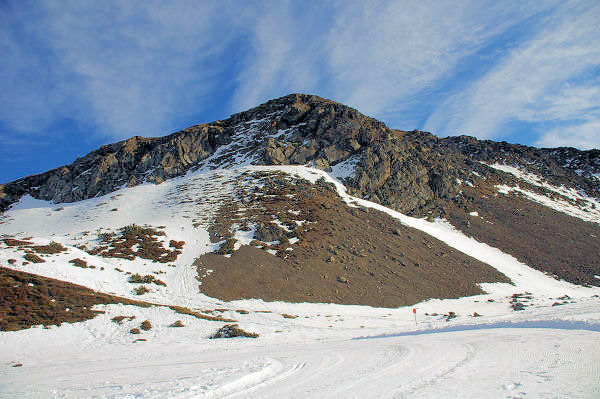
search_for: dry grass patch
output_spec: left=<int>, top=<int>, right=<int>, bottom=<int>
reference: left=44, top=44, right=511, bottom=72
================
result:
left=31, top=242, right=66, bottom=255
left=3, top=238, right=33, bottom=247
left=169, top=305, right=236, bottom=322
left=69, top=258, right=88, bottom=268
left=23, top=253, right=45, bottom=263
left=88, top=224, right=181, bottom=263
left=169, top=240, right=185, bottom=250
left=128, top=273, right=166, bottom=287
left=0, top=267, right=151, bottom=331
left=111, top=315, right=136, bottom=325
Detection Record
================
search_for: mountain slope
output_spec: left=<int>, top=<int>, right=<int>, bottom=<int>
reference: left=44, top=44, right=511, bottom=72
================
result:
left=3, top=93, right=599, bottom=288
left=1, top=94, right=600, bottom=314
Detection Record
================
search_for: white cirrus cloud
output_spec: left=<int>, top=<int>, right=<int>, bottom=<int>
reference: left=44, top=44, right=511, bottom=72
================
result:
left=535, top=118, right=600, bottom=150
left=322, top=1, right=557, bottom=122
left=2, top=0, right=598, bottom=153
left=424, top=2, right=600, bottom=149
left=1, top=0, right=239, bottom=140
left=229, top=1, right=333, bottom=112
left=231, top=1, right=557, bottom=123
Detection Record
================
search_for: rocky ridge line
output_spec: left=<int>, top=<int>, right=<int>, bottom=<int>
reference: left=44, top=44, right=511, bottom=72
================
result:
left=1, top=94, right=599, bottom=219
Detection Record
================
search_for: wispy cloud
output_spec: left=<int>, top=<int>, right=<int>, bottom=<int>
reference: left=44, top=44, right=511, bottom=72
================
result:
left=323, top=2, right=550, bottom=119
left=1, top=0, right=239, bottom=140
left=535, top=118, right=600, bottom=150
left=1, top=0, right=598, bottom=158
left=232, top=1, right=562, bottom=131
left=424, top=2, right=600, bottom=149
left=230, top=1, right=334, bottom=112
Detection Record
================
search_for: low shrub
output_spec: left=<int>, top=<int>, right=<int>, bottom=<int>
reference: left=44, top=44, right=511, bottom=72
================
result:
left=130, top=328, right=141, bottom=334
left=170, top=320, right=185, bottom=327
left=134, top=286, right=150, bottom=295
left=210, top=324, right=259, bottom=339
left=24, top=253, right=45, bottom=263
left=140, top=320, right=152, bottom=331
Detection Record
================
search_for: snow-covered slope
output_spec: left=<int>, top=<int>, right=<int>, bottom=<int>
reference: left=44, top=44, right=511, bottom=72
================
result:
left=486, top=162, right=600, bottom=223
left=1, top=165, right=599, bottom=398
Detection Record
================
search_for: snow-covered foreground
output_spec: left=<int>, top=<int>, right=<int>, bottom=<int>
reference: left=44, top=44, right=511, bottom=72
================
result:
left=1, top=165, right=600, bottom=398
left=1, top=299, right=599, bottom=398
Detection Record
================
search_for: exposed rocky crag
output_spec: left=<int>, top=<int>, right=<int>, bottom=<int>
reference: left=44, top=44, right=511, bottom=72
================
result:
left=2, top=94, right=598, bottom=216
left=2, top=93, right=599, bottom=287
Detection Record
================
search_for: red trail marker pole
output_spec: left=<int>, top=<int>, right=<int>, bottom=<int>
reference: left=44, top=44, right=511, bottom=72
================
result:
left=413, top=308, right=417, bottom=326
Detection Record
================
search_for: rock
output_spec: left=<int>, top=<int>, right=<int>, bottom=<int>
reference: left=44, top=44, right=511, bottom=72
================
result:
left=323, top=145, right=349, bottom=164
left=290, top=145, right=317, bottom=163
left=265, top=146, right=287, bottom=164
left=254, top=223, right=286, bottom=243
left=313, top=158, right=331, bottom=172
left=348, top=139, right=361, bottom=151
left=128, top=175, right=138, bottom=187
left=1, top=92, right=598, bottom=226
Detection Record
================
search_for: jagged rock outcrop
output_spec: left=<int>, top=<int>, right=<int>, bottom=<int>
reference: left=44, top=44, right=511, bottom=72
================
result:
left=1, top=93, right=599, bottom=217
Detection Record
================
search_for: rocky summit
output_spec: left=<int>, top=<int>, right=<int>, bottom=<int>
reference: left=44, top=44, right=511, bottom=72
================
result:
left=2, top=94, right=599, bottom=214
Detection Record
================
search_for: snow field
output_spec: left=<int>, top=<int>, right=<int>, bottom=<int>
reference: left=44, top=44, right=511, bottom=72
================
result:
left=486, top=162, right=600, bottom=223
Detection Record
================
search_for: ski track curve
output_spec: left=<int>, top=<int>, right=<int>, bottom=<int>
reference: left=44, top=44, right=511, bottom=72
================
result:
left=1, top=323, right=599, bottom=398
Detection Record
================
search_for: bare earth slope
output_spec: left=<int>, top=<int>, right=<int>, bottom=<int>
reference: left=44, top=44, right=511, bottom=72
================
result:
left=195, top=172, right=508, bottom=307
left=0, top=266, right=147, bottom=331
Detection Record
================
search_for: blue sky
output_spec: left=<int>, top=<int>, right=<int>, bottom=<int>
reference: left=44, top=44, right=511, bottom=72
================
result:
left=1, top=1, right=599, bottom=183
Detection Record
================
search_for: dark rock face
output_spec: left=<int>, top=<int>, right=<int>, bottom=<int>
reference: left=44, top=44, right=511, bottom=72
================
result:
left=0, top=94, right=386, bottom=211
left=0, top=126, right=229, bottom=210
left=254, top=223, right=287, bottom=243
left=2, top=93, right=598, bottom=217
left=443, top=135, right=600, bottom=199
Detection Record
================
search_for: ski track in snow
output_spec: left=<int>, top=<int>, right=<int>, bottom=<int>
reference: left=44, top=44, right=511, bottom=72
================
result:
left=1, top=164, right=600, bottom=398
left=1, top=318, right=599, bottom=398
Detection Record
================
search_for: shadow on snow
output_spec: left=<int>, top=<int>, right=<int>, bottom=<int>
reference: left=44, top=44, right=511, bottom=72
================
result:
left=354, top=319, right=600, bottom=340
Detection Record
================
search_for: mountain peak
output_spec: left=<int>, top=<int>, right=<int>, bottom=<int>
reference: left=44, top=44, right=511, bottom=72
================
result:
left=1, top=94, right=599, bottom=221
